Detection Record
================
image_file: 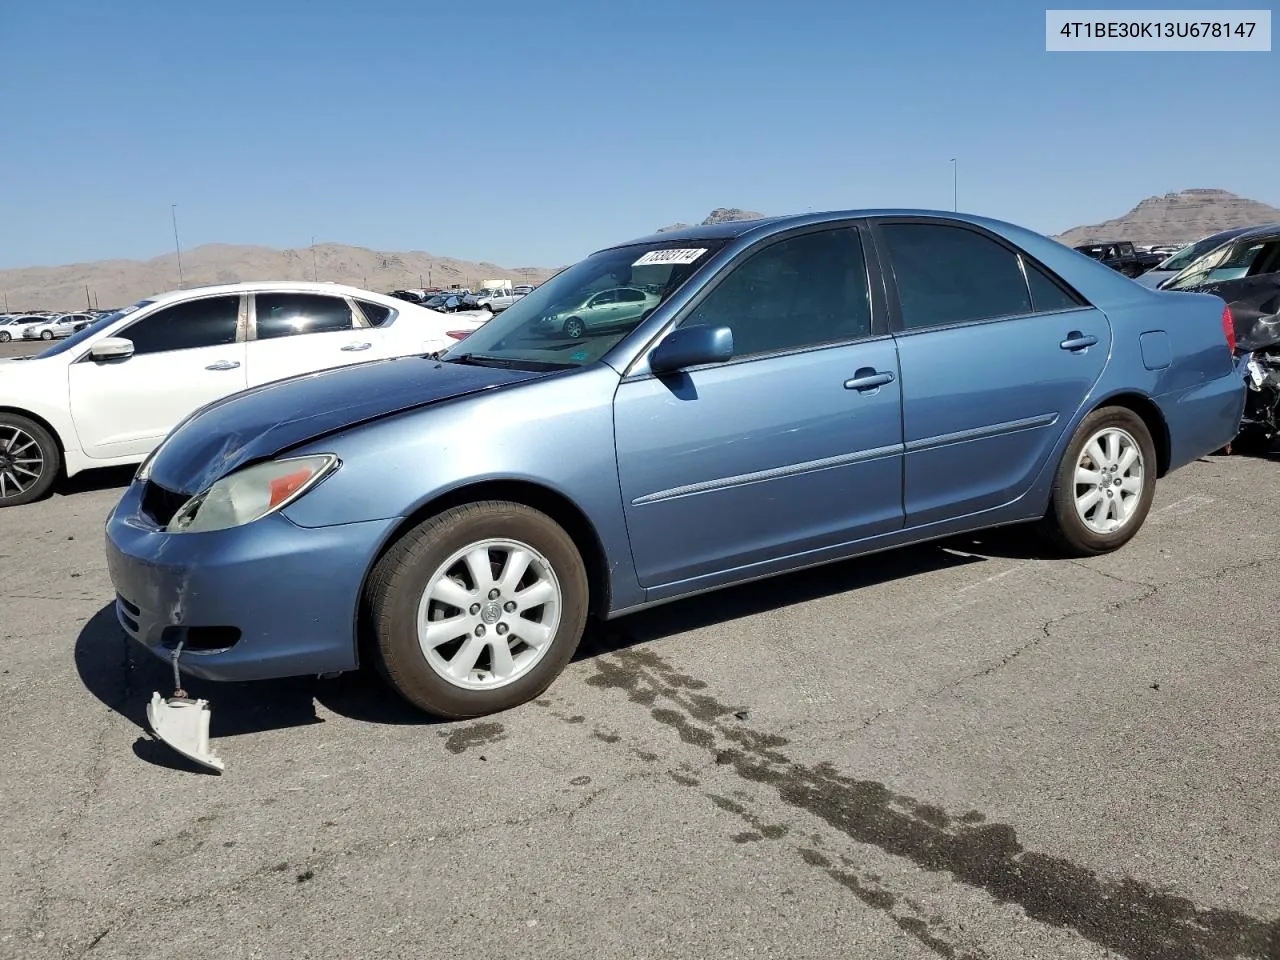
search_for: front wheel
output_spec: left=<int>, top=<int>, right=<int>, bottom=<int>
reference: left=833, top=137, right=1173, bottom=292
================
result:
left=365, top=501, right=589, bottom=718
left=41, top=330, right=53, bottom=340
left=1040, top=406, right=1156, bottom=555
left=563, top=317, right=585, bottom=339
left=0, top=413, right=61, bottom=507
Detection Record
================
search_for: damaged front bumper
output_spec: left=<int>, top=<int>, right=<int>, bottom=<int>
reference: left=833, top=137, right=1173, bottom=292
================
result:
left=104, top=479, right=397, bottom=682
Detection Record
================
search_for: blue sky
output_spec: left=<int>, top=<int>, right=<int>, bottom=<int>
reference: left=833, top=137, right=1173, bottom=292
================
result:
left=1, top=0, right=1275, bottom=269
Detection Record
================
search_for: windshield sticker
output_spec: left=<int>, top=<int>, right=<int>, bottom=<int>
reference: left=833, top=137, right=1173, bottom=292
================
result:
left=633, top=248, right=707, bottom=267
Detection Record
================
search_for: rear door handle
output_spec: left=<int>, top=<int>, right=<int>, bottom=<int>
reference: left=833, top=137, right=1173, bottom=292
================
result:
left=341, top=342, right=372, bottom=352
left=1060, top=332, right=1098, bottom=351
left=844, top=369, right=895, bottom=392
left=205, top=360, right=241, bottom=370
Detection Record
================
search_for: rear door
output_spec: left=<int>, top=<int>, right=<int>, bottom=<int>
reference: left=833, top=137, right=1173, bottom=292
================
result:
left=871, top=217, right=1111, bottom=528
left=245, top=291, right=388, bottom=386
left=68, top=294, right=248, bottom=458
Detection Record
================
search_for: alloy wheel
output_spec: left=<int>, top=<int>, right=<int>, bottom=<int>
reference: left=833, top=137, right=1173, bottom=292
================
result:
left=1074, top=426, right=1144, bottom=534
left=0, top=426, right=45, bottom=501
left=416, top=538, right=563, bottom=691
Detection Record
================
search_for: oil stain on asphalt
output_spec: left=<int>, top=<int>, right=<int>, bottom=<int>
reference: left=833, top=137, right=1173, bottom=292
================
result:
left=440, top=721, right=507, bottom=755
left=581, top=647, right=1279, bottom=960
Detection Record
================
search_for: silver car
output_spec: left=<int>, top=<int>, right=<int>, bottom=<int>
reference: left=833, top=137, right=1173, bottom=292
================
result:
left=22, top=314, right=94, bottom=341
left=534, top=285, right=661, bottom=339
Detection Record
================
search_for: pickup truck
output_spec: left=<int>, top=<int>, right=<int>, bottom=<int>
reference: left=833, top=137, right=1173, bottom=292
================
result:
left=1072, top=241, right=1164, bottom=278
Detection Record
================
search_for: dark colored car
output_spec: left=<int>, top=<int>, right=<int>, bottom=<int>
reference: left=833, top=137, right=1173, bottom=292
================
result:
left=1072, top=241, right=1164, bottom=278
left=1162, top=224, right=1280, bottom=444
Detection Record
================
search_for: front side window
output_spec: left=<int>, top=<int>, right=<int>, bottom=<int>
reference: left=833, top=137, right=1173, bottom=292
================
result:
left=880, top=222, right=1032, bottom=330
left=676, top=226, right=873, bottom=357
left=254, top=293, right=353, bottom=340
left=1166, top=237, right=1278, bottom=290
left=118, top=296, right=240, bottom=355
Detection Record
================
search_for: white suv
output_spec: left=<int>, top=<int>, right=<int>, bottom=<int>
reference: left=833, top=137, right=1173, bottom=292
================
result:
left=0, top=281, right=489, bottom=506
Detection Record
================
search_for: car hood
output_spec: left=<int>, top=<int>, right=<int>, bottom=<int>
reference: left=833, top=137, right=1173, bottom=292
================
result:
left=147, top=355, right=546, bottom=495
left=1133, top=269, right=1173, bottom=289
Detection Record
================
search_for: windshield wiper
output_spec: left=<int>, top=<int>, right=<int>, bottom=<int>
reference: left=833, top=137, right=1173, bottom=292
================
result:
left=442, top=353, right=575, bottom=371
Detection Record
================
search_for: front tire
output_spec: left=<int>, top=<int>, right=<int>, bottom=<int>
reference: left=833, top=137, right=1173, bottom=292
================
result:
left=563, top=317, right=585, bottom=339
left=365, top=501, right=589, bottom=718
left=41, top=330, right=53, bottom=340
left=0, top=413, right=61, bottom=507
left=0, top=331, right=10, bottom=343
left=1041, top=406, right=1156, bottom=556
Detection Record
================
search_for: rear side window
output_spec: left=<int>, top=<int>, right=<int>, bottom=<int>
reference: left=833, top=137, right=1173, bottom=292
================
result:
left=121, top=296, right=240, bottom=355
left=255, top=293, right=353, bottom=340
left=356, top=299, right=393, bottom=326
left=1024, top=260, right=1082, bottom=312
left=880, top=223, right=1032, bottom=330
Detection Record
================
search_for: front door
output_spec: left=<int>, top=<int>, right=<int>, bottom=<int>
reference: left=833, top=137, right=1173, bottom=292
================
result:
left=68, top=294, right=248, bottom=459
left=245, top=291, right=387, bottom=386
left=614, top=224, right=905, bottom=589
left=872, top=219, right=1112, bottom=527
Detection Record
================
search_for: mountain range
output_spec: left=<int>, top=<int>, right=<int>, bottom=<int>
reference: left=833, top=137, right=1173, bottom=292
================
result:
left=5, top=191, right=1278, bottom=312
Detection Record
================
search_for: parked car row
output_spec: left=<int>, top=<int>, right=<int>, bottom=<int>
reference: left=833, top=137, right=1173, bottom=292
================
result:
left=0, top=311, right=99, bottom=342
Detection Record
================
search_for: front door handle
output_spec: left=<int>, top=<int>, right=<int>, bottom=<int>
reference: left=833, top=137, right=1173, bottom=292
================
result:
left=844, top=368, right=896, bottom=392
left=341, top=342, right=372, bottom=352
left=205, top=360, right=241, bottom=371
left=1060, top=332, right=1099, bottom=351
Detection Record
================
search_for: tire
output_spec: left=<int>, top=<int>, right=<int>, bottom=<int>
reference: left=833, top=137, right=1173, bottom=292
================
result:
left=365, top=500, right=589, bottom=718
left=563, top=317, right=585, bottom=339
left=0, top=331, right=9, bottom=343
left=41, top=330, right=53, bottom=340
left=0, top=413, right=61, bottom=507
left=1040, top=406, right=1157, bottom=556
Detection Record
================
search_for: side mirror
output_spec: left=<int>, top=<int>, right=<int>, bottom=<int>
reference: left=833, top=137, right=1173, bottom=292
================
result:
left=89, top=337, right=135, bottom=361
left=649, top=324, right=734, bottom=374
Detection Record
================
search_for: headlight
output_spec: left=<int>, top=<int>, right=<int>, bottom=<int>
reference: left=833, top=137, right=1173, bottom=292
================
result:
left=166, top=454, right=339, bottom=534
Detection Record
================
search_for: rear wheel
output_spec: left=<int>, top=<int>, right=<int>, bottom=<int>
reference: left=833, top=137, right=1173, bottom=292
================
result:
left=365, top=501, right=589, bottom=718
left=0, top=414, right=61, bottom=507
left=1040, top=406, right=1156, bottom=555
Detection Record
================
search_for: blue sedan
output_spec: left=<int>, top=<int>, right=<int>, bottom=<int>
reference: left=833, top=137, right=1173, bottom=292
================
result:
left=106, top=210, right=1245, bottom=719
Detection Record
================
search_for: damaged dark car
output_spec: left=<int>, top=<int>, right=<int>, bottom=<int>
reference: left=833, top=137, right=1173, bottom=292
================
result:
left=1162, top=223, right=1280, bottom=446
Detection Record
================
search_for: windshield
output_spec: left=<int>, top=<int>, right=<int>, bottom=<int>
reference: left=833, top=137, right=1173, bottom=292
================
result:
left=438, top=239, right=727, bottom=370
left=1156, top=233, right=1243, bottom=273
left=35, top=299, right=154, bottom=358
left=1164, top=238, right=1275, bottom=291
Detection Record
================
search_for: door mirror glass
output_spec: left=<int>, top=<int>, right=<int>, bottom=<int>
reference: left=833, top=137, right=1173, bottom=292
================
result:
left=649, top=324, right=734, bottom=374
left=89, top=337, right=135, bottom=361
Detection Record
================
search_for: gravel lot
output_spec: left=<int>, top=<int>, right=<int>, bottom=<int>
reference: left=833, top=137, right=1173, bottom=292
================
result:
left=2, top=335, right=1277, bottom=959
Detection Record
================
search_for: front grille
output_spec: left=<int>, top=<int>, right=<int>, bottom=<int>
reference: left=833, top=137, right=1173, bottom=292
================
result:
left=140, top=480, right=188, bottom=528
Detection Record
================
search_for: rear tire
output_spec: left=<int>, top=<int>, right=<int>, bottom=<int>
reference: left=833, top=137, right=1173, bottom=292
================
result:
left=365, top=500, right=589, bottom=719
left=0, top=413, right=61, bottom=507
left=1040, top=406, right=1156, bottom=556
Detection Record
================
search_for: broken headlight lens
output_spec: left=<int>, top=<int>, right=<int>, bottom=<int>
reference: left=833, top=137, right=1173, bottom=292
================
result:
left=166, top=455, right=339, bottom=534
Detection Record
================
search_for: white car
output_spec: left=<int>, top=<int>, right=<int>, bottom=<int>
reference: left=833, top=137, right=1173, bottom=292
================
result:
left=22, top=313, right=95, bottom=340
left=0, top=281, right=491, bottom=506
left=0, top=316, right=52, bottom=343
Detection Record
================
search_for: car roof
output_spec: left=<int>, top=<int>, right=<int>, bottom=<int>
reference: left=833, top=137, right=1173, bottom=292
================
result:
left=603, top=209, right=1109, bottom=252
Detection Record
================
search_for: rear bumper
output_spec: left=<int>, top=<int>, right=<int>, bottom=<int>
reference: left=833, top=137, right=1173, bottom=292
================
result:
left=104, top=480, right=397, bottom=682
left=1160, top=366, right=1247, bottom=472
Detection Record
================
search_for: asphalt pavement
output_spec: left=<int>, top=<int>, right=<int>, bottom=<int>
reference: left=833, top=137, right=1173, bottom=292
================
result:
left=0, top=377, right=1277, bottom=959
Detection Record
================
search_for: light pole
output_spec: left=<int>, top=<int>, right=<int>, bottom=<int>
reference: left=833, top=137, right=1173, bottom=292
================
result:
left=170, top=204, right=185, bottom=287
left=950, top=158, right=957, bottom=212
left=311, top=236, right=318, bottom=281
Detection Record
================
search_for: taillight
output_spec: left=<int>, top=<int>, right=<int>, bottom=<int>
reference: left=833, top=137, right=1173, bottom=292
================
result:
left=445, top=330, right=472, bottom=341
left=1222, top=304, right=1236, bottom=354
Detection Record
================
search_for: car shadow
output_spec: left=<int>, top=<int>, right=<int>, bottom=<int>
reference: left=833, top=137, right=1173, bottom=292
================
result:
left=75, top=533, right=1055, bottom=771
left=57, top=465, right=136, bottom=497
